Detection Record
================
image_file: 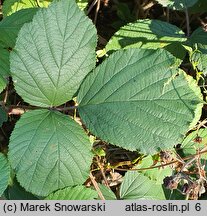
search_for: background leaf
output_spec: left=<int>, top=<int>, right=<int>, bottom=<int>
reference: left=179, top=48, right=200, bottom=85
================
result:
left=0, top=106, right=8, bottom=127
left=188, top=0, right=207, bottom=13
left=8, top=109, right=93, bottom=196
left=0, top=77, right=6, bottom=94
left=4, top=178, right=39, bottom=200
left=106, top=19, right=187, bottom=60
left=190, top=27, right=207, bottom=45
left=97, top=184, right=117, bottom=200
left=191, top=45, right=207, bottom=75
left=11, top=0, right=97, bottom=107
left=78, top=48, right=203, bottom=154
left=45, top=186, right=98, bottom=200
left=2, top=0, right=88, bottom=16
left=0, top=8, right=38, bottom=48
left=181, top=128, right=207, bottom=159
left=189, top=27, right=207, bottom=74
left=135, top=155, right=172, bottom=184
left=2, top=0, right=51, bottom=17
left=0, top=153, right=10, bottom=196
left=120, top=171, right=166, bottom=200
left=76, top=0, right=88, bottom=10
left=0, top=48, right=10, bottom=93
left=156, top=0, right=198, bottom=10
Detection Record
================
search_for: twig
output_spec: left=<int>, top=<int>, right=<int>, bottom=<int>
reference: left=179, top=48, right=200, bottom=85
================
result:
left=3, top=86, right=9, bottom=104
left=89, top=172, right=105, bottom=200
left=35, top=0, right=40, bottom=7
left=142, top=1, right=154, bottom=10
left=94, top=0, right=100, bottom=24
left=55, top=106, right=78, bottom=111
left=96, top=156, right=110, bottom=189
left=87, top=0, right=98, bottom=15
left=185, top=7, right=190, bottom=37
left=112, top=148, right=207, bottom=172
left=166, top=7, right=170, bottom=23
left=0, top=103, right=78, bottom=115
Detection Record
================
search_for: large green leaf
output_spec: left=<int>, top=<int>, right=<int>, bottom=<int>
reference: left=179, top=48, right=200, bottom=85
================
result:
left=45, top=186, right=98, bottom=200
left=0, top=48, right=10, bottom=93
left=8, top=109, right=93, bottom=196
left=156, top=0, right=198, bottom=10
left=2, top=0, right=51, bottom=17
left=0, top=153, right=10, bottom=196
left=0, top=8, right=39, bottom=48
left=11, top=0, right=97, bottom=107
left=78, top=48, right=203, bottom=154
left=120, top=171, right=166, bottom=200
left=106, top=19, right=187, bottom=60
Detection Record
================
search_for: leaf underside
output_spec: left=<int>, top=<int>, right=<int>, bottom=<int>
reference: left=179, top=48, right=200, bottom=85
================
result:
left=8, top=109, right=93, bottom=196
left=78, top=48, right=203, bottom=154
left=10, top=0, right=97, bottom=107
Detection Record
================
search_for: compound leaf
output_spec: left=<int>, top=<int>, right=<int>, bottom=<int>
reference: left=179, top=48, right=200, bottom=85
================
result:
left=2, top=0, right=51, bottom=17
left=120, top=171, right=166, bottom=200
left=78, top=48, right=203, bottom=154
left=156, top=0, right=198, bottom=10
left=45, top=186, right=98, bottom=200
left=106, top=19, right=186, bottom=60
left=0, top=8, right=38, bottom=48
left=0, top=153, right=10, bottom=196
left=11, top=0, right=97, bottom=107
left=8, top=109, right=93, bottom=196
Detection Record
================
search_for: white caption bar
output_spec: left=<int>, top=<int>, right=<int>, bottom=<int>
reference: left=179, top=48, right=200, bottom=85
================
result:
left=0, top=200, right=206, bottom=216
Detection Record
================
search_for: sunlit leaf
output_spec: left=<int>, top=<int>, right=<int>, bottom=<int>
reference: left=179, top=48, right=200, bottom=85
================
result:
left=78, top=48, right=203, bottom=154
